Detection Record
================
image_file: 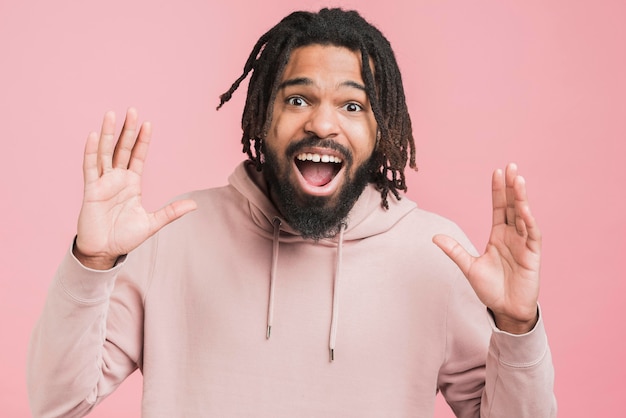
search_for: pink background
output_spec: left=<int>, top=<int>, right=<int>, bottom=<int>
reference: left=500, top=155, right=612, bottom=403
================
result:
left=1, top=1, right=624, bottom=416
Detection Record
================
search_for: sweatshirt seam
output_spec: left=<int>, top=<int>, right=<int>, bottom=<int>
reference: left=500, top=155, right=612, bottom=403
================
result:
left=57, top=262, right=112, bottom=305
left=441, top=272, right=459, bottom=369
left=140, top=233, right=160, bottom=304
left=484, top=371, right=498, bottom=417
left=490, top=337, right=549, bottom=369
left=56, top=277, right=110, bottom=305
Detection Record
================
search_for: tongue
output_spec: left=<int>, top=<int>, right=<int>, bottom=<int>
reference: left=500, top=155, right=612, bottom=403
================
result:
left=298, top=161, right=335, bottom=187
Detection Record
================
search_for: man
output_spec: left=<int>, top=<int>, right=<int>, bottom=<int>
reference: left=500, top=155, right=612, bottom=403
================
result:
left=28, top=8, right=556, bottom=417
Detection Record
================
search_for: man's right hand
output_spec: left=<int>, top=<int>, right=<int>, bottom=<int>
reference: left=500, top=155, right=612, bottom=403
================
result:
left=74, top=108, right=197, bottom=270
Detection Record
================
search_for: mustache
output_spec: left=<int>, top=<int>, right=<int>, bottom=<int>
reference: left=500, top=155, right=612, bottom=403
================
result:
left=284, top=135, right=353, bottom=165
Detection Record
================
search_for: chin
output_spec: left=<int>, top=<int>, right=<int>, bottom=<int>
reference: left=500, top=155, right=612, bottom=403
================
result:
left=263, top=148, right=374, bottom=240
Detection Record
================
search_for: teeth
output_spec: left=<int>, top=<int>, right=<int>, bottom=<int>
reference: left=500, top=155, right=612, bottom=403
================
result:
left=296, top=153, right=343, bottom=164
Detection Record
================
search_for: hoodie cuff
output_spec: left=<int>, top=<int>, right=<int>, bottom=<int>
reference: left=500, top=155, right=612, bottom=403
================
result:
left=56, top=241, right=126, bottom=304
left=487, top=305, right=549, bottom=368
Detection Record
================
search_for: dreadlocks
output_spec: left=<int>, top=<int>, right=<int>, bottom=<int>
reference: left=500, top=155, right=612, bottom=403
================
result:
left=217, top=8, right=416, bottom=209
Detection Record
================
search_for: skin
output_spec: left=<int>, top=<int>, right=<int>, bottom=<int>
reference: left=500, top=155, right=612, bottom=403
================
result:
left=263, top=45, right=378, bottom=210
left=73, top=108, right=197, bottom=270
left=73, top=44, right=540, bottom=334
left=433, top=164, right=542, bottom=334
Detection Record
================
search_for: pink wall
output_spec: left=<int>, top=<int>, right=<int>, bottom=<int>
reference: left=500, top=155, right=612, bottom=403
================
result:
left=1, top=1, right=624, bottom=416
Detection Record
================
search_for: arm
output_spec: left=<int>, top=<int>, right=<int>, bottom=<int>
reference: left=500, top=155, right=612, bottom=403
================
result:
left=27, top=248, right=139, bottom=417
left=482, top=306, right=556, bottom=417
left=27, top=109, right=196, bottom=416
left=437, top=278, right=555, bottom=418
left=433, top=163, right=556, bottom=416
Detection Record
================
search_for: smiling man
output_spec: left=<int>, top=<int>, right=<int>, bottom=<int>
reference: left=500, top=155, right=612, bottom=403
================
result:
left=28, top=8, right=556, bottom=417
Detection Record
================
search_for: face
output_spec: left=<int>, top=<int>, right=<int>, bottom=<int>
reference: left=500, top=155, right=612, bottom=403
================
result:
left=262, top=44, right=378, bottom=239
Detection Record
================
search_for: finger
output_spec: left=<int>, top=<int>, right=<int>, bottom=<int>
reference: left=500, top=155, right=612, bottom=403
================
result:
left=432, top=234, right=474, bottom=278
left=513, top=176, right=529, bottom=236
left=97, top=111, right=117, bottom=176
left=515, top=213, right=528, bottom=237
left=128, top=121, right=152, bottom=176
left=521, top=206, right=542, bottom=253
left=492, top=168, right=506, bottom=227
left=148, top=199, right=198, bottom=235
left=514, top=177, right=542, bottom=253
left=112, top=107, right=139, bottom=169
left=83, top=131, right=100, bottom=184
left=505, top=163, right=518, bottom=227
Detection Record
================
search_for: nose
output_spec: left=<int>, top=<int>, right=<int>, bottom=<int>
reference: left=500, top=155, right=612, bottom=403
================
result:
left=304, top=104, right=339, bottom=139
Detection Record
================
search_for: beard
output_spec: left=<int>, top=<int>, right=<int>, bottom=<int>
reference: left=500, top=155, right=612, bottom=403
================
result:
left=262, top=137, right=375, bottom=240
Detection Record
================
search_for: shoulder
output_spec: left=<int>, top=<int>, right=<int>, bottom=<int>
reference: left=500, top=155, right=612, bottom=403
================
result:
left=398, top=205, right=472, bottom=246
left=152, top=184, right=243, bottom=239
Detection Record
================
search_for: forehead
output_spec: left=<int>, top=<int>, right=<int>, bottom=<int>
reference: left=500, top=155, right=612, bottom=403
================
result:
left=280, top=44, right=365, bottom=84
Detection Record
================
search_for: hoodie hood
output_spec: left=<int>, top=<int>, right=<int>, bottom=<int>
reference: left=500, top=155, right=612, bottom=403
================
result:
left=228, top=161, right=417, bottom=241
left=228, top=161, right=418, bottom=361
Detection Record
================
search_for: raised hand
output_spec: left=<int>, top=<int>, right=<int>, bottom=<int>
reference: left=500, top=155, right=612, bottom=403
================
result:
left=433, top=163, right=541, bottom=334
left=74, top=108, right=197, bottom=270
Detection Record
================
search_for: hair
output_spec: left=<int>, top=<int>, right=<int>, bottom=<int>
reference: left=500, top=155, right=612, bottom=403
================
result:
left=217, top=8, right=416, bottom=209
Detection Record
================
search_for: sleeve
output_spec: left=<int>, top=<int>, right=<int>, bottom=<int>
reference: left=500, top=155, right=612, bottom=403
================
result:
left=27, top=240, right=151, bottom=418
left=437, top=274, right=556, bottom=418
left=480, top=308, right=557, bottom=417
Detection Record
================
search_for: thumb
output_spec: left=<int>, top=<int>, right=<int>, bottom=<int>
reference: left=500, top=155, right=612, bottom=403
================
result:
left=432, top=234, right=474, bottom=278
left=149, top=199, right=198, bottom=235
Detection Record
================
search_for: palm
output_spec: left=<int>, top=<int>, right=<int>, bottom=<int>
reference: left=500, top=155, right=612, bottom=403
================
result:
left=75, top=109, right=196, bottom=269
left=433, top=164, right=541, bottom=333
left=79, top=167, right=150, bottom=258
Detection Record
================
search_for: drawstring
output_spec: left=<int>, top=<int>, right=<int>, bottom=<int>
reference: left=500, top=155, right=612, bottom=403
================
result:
left=267, top=217, right=282, bottom=339
left=329, top=221, right=347, bottom=362
left=265, top=217, right=346, bottom=363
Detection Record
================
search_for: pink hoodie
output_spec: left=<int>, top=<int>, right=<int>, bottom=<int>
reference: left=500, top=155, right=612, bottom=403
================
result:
left=28, top=162, right=556, bottom=417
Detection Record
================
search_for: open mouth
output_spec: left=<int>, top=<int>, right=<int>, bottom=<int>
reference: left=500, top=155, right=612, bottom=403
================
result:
left=294, top=152, right=344, bottom=188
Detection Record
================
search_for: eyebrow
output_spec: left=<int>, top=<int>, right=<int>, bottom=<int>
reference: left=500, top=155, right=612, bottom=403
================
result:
left=278, top=77, right=366, bottom=92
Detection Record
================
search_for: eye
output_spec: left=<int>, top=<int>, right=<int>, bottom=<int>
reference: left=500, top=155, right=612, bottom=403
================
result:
left=343, top=102, right=363, bottom=112
left=286, top=96, right=307, bottom=107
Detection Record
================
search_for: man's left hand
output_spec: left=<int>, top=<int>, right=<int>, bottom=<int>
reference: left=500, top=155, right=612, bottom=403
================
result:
left=433, top=163, right=541, bottom=334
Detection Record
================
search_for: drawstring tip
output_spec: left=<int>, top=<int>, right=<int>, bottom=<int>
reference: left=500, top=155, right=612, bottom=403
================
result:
left=329, top=348, right=335, bottom=362
left=266, top=325, right=271, bottom=339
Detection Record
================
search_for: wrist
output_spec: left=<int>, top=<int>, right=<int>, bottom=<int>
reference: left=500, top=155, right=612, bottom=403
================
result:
left=489, top=307, right=539, bottom=335
left=72, top=238, right=122, bottom=270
